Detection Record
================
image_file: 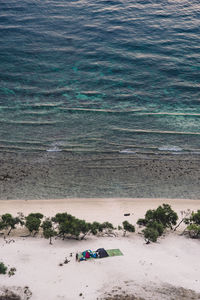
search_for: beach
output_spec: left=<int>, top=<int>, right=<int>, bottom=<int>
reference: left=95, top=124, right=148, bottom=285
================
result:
left=0, top=198, right=200, bottom=300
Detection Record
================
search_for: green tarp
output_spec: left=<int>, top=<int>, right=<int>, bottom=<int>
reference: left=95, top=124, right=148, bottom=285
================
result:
left=78, top=248, right=123, bottom=260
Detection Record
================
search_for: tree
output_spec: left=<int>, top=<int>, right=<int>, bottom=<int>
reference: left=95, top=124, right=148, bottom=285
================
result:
left=89, top=221, right=102, bottom=235
left=137, top=204, right=178, bottom=243
left=146, top=221, right=164, bottom=236
left=143, top=227, right=159, bottom=243
left=122, top=221, right=135, bottom=236
left=144, top=204, right=178, bottom=229
left=41, top=219, right=57, bottom=244
left=137, top=218, right=148, bottom=226
left=184, top=210, right=200, bottom=238
left=0, top=213, right=24, bottom=235
left=52, top=213, right=90, bottom=240
left=52, top=212, right=115, bottom=240
left=25, top=213, right=43, bottom=236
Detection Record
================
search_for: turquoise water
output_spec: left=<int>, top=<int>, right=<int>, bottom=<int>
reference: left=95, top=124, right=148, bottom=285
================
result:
left=1, top=0, right=200, bottom=155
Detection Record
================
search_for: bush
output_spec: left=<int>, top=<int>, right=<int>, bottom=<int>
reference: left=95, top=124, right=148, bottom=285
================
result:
left=184, top=210, right=200, bottom=238
left=147, top=221, right=164, bottom=236
left=0, top=262, right=7, bottom=275
left=53, top=213, right=91, bottom=240
left=137, top=204, right=178, bottom=243
left=0, top=213, right=23, bottom=235
left=122, top=221, right=135, bottom=236
left=144, top=204, right=178, bottom=229
left=143, top=227, right=159, bottom=243
left=41, top=219, right=57, bottom=244
left=25, top=213, right=43, bottom=235
left=137, top=218, right=147, bottom=226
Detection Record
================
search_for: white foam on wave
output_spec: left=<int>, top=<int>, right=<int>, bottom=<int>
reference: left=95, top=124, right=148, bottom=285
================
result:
left=119, top=149, right=136, bottom=154
left=46, top=146, right=62, bottom=152
left=46, top=141, right=64, bottom=152
left=158, top=145, right=183, bottom=152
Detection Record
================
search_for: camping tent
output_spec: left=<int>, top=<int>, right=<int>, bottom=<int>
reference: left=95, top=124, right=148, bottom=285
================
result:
left=96, top=248, right=109, bottom=258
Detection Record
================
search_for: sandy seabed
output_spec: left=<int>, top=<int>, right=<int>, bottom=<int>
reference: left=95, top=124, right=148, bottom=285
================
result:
left=0, top=198, right=200, bottom=300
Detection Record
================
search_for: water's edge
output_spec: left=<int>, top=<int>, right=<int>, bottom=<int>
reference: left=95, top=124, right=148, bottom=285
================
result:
left=0, top=152, right=199, bottom=200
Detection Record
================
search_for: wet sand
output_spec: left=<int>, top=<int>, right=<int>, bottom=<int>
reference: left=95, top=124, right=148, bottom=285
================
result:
left=0, top=152, right=200, bottom=199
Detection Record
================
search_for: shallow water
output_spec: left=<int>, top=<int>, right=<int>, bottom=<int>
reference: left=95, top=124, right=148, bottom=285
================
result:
left=0, top=0, right=200, bottom=156
left=1, top=1, right=200, bottom=198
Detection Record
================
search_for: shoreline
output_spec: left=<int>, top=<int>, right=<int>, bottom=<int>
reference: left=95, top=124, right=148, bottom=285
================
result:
left=1, top=152, right=200, bottom=200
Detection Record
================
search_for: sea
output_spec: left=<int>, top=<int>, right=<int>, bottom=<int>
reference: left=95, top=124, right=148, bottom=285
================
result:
left=0, top=0, right=200, bottom=199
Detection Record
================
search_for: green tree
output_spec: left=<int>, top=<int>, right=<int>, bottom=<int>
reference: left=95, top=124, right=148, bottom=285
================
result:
left=143, top=227, right=159, bottom=243
left=52, top=212, right=115, bottom=240
left=144, top=204, right=178, bottom=229
left=122, top=221, right=135, bottom=236
left=41, top=219, right=57, bottom=244
left=137, top=204, right=178, bottom=243
left=0, top=213, right=24, bottom=235
left=25, top=213, right=43, bottom=236
left=89, top=221, right=102, bottom=235
left=146, top=221, right=164, bottom=236
left=52, top=213, right=90, bottom=240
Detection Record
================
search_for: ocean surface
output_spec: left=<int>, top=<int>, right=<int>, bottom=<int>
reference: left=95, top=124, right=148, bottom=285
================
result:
left=0, top=0, right=200, bottom=157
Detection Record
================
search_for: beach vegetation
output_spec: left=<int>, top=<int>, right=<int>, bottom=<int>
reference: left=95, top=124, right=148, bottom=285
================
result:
left=41, top=219, right=57, bottom=244
left=122, top=221, right=135, bottom=236
left=28, top=213, right=44, bottom=220
left=52, top=213, right=90, bottom=240
left=184, top=210, right=200, bottom=238
left=8, top=267, right=16, bottom=277
left=88, top=221, right=115, bottom=236
left=89, top=221, right=102, bottom=235
left=52, top=213, right=115, bottom=240
left=0, top=262, right=7, bottom=275
left=137, top=218, right=148, bottom=226
left=25, top=213, right=43, bottom=236
left=144, top=204, right=178, bottom=229
left=173, top=209, right=191, bottom=231
left=137, top=204, right=178, bottom=242
left=143, top=227, right=159, bottom=243
left=0, top=213, right=24, bottom=235
left=99, top=222, right=115, bottom=236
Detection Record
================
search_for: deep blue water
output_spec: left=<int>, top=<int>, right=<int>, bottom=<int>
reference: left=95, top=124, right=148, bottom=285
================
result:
left=1, top=0, right=200, bottom=155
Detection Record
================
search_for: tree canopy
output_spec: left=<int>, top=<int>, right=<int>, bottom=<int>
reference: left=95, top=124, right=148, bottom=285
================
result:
left=137, top=204, right=178, bottom=242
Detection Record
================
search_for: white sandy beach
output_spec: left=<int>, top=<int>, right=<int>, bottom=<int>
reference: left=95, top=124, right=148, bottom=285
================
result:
left=0, top=198, right=200, bottom=300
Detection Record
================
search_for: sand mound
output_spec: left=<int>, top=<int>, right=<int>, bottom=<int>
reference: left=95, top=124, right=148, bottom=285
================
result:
left=0, top=286, right=32, bottom=300
left=101, top=282, right=200, bottom=300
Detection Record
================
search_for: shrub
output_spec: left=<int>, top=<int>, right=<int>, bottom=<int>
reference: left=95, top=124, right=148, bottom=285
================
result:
left=137, top=204, right=178, bottom=243
left=147, top=221, right=164, bottom=236
left=122, top=221, right=135, bottom=236
left=89, top=221, right=102, bottom=235
left=8, top=267, right=16, bottom=277
left=0, top=262, right=7, bottom=275
left=53, top=213, right=91, bottom=240
left=41, top=219, right=57, bottom=244
left=52, top=212, right=115, bottom=240
left=184, top=210, right=200, bottom=238
left=144, top=204, right=178, bottom=229
left=137, top=218, right=147, bottom=226
left=143, top=227, right=159, bottom=243
left=25, top=213, right=43, bottom=235
left=0, top=213, right=23, bottom=235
